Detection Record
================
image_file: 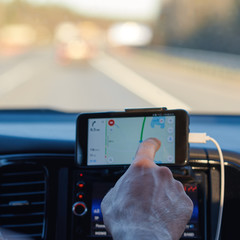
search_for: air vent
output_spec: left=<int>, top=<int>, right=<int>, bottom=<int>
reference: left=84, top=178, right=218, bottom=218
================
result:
left=0, top=164, right=46, bottom=240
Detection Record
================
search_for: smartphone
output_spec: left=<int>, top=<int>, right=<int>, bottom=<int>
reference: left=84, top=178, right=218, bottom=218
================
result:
left=76, top=108, right=189, bottom=166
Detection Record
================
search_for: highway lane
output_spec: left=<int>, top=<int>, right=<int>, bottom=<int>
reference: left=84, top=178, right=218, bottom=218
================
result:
left=0, top=47, right=151, bottom=111
left=0, top=46, right=239, bottom=113
left=109, top=48, right=240, bottom=114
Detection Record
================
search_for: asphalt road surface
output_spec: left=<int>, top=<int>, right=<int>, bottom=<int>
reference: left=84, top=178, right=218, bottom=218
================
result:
left=0, top=46, right=239, bottom=114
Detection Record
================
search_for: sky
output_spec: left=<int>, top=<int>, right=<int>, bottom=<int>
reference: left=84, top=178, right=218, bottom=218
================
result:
left=22, top=0, right=162, bottom=21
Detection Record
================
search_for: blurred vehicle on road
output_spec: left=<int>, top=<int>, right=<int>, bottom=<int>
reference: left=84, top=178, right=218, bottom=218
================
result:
left=54, top=22, right=99, bottom=64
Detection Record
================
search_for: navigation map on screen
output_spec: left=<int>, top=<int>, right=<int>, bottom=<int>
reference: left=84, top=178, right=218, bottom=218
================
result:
left=87, top=116, right=175, bottom=165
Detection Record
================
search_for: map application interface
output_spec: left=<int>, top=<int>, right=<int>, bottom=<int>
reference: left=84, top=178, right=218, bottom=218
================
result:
left=87, top=116, right=176, bottom=165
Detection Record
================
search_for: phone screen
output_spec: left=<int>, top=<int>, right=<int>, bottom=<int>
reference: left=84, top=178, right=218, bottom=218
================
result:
left=87, top=116, right=176, bottom=165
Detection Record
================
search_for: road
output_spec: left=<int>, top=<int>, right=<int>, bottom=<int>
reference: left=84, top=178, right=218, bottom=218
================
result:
left=0, top=46, right=239, bottom=114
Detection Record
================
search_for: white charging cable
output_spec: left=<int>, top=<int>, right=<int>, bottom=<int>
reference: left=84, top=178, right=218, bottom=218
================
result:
left=189, top=133, right=225, bottom=240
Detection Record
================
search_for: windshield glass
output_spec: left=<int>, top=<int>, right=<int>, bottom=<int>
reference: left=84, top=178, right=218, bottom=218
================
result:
left=0, top=0, right=239, bottom=114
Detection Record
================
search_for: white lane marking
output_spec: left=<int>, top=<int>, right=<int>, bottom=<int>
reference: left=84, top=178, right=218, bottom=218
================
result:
left=90, top=52, right=191, bottom=110
left=0, top=61, right=37, bottom=97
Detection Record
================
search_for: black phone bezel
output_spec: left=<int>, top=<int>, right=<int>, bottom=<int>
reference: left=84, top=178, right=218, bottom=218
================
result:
left=76, top=109, right=189, bottom=167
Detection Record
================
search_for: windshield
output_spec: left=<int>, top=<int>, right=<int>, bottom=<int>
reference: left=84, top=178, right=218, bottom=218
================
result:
left=0, top=0, right=239, bottom=114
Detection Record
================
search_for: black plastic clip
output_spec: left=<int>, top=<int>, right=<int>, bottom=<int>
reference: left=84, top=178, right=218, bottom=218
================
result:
left=125, top=107, right=167, bottom=113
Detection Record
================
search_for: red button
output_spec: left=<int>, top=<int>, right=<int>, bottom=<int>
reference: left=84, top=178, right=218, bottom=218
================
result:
left=77, top=192, right=84, bottom=200
left=108, top=119, right=115, bottom=126
left=77, top=181, right=85, bottom=188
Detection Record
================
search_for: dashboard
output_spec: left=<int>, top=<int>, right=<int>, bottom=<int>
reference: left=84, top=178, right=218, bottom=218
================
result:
left=0, top=109, right=240, bottom=240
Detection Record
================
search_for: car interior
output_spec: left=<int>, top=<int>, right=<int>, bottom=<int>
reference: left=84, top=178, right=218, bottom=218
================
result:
left=0, top=0, right=240, bottom=240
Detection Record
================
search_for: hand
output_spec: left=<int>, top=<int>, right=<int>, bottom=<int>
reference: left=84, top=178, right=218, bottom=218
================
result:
left=101, top=138, right=193, bottom=240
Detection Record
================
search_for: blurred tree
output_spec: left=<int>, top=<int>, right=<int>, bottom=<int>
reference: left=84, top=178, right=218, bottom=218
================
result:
left=153, top=0, right=240, bottom=54
left=0, top=0, right=84, bottom=42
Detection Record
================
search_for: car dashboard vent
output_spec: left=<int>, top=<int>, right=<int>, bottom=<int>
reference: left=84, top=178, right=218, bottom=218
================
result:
left=0, top=164, right=46, bottom=240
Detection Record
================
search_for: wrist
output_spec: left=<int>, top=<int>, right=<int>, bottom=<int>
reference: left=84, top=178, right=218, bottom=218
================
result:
left=110, top=225, right=172, bottom=240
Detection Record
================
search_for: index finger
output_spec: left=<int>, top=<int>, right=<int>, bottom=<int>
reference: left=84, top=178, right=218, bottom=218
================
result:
left=133, top=138, right=161, bottom=167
